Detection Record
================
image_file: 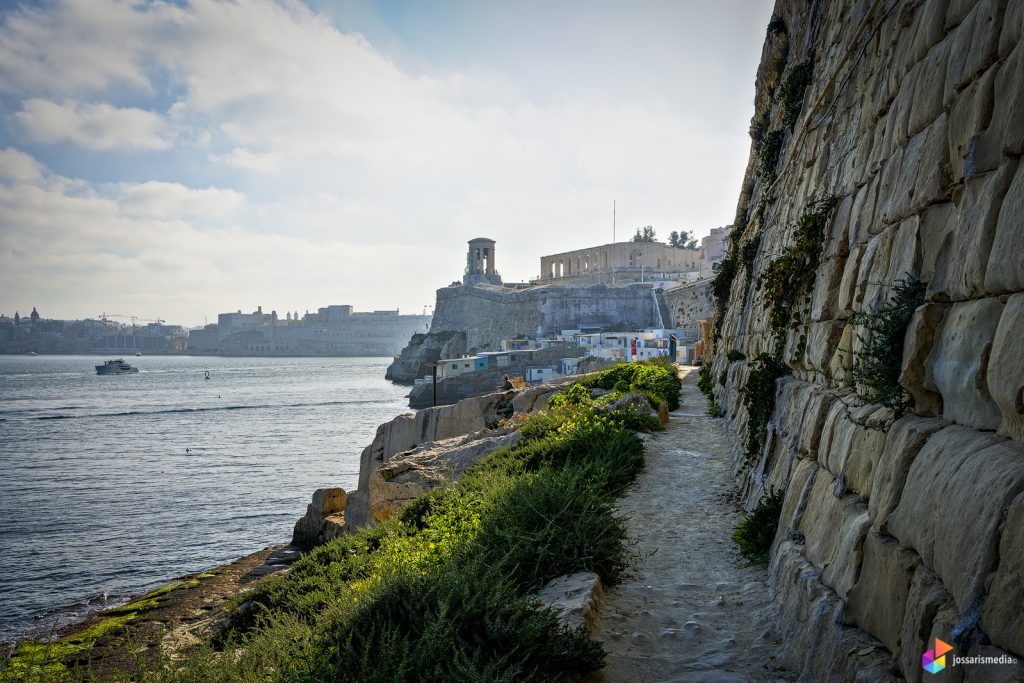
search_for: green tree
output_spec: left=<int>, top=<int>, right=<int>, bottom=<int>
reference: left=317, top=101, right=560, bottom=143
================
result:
left=668, top=229, right=698, bottom=249
left=631, top=226, right=657, bottom=243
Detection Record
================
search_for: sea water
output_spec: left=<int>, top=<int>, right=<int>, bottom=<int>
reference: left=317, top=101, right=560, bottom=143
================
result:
left=0, top=355, right=409, bottom=644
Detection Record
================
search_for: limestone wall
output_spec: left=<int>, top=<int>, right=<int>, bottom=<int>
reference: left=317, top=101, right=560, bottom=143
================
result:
left=663, top=279, right=714, bottom=335
left=707, top=1, right=1024, bottom=679
left=428, top=282, right=661, bottom=349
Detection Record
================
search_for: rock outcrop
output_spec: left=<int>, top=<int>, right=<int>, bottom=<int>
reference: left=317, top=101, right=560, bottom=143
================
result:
left=385, top=330, right=467, bottom=385
left=705, top=1, right=1024, bottom=679
left=292, top=379, right=574, bottom=545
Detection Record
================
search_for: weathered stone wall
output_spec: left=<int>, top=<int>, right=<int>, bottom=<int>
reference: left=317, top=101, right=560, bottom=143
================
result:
left=663, top=279, right=714, bottom=335
left=430, top=282, right=661, bottom=349
left=708, top=1, right=1024, bottom=679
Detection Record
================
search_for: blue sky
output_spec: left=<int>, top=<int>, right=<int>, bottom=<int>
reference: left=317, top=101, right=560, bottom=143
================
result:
left=0, top=0, right=774, bottom=326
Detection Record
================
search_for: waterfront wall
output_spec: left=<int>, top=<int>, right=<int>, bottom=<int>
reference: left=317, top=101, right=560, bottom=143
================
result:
left=387, top=282, right=661, bottom=383
left=706, top=0, right=1024, bottom=679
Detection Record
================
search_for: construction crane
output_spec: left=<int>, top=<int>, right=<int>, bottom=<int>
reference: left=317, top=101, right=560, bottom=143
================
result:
left=97, top=313, right=165, bottom=325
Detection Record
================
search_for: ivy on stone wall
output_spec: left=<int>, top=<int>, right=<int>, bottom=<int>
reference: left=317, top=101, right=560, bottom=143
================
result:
left=757, top=196, right=836, bottom=353
left=739, top=353, right=786, bottom=470
left=757, top=129, right=785, bottom=184
left=780, top=60, right=814, bottom=130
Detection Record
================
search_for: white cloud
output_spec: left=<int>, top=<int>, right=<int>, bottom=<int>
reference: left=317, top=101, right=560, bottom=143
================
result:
left=117, top=181, right=246, bottom=219
left=13, top=99, right=173, bottom=151
left=0, top=0, right=774, bottom=321
left=0, top=147, right=45, bottom=183
left=0, top=0, right=182, bottom=95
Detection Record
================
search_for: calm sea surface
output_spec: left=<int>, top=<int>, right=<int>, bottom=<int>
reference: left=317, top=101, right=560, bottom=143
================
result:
left=0, top=355, right=409, bottom=644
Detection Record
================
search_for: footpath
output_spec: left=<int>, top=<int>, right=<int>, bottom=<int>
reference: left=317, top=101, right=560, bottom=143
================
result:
left=589, top=368, right=794, bottom=683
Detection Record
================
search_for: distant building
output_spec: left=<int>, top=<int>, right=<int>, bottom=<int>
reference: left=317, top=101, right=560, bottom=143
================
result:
left=194, top=304, right=432, bottom=357
left=699, top=225, right=733, bottom=278
left=534, top=241, right=700, bottom=286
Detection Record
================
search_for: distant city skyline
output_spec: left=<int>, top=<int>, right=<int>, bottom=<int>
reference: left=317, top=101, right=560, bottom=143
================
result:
left=0, top=0, right=774, bottom=326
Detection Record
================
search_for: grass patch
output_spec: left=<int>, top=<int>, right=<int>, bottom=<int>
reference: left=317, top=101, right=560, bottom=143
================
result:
left=89, top=362, right=683, bottom=683
left=732, top=488, right=785, bottom=566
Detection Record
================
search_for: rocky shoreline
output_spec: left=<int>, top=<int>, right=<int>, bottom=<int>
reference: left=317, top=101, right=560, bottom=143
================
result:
left=4, top=372, right=649, bottom=680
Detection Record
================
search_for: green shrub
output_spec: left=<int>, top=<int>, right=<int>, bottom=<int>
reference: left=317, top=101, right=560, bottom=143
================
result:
left=780, top=60, right=814, bottom=130
left=739, top=354, right=786, bottom=470
left=757, top=196, right=835, bottom=352
left=757, top=129, right=785, bottom=184
left=848, top=275, right=927, bottom=421
left=697, top=362, right=715, bottom=400
left=732, top=488, right=785, bottom=566
left=726, top=350, right=746, bottom=362
left=103, top=385, right=656, bottom=683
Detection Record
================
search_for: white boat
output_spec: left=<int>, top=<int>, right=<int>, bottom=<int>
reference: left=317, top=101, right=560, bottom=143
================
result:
left=95, top=359, right=139, bottom=375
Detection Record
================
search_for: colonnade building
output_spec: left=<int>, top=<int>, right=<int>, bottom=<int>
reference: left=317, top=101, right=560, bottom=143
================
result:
left=535, top=241, right=701, bottom=286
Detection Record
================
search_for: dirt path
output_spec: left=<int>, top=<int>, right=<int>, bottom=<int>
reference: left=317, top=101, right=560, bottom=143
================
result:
left=589, top=368, right=793, bottom=683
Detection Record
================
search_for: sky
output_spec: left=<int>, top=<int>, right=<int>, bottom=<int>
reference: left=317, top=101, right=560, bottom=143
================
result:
left=0, top=0, right=774, bottom=327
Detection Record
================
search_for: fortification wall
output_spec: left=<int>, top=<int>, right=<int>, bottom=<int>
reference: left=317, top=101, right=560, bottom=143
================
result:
left=706, top=1, right=1024, bottom=679
left=430, top=282, right=660, bottom=349
left=664, top=279, right=714, bottom=334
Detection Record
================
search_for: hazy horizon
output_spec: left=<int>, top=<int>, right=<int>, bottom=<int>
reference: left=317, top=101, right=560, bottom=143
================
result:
left=0, top=0, right=774, bottom=327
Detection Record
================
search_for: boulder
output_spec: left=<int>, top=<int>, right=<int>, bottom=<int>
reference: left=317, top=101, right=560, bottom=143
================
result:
left=368, top=429, right=521, bottom=523
left=534, top=572, right=602, bottom=632
left=292, top=488, right=347, bottom=549
left=598, top=393, right=659, bottom=421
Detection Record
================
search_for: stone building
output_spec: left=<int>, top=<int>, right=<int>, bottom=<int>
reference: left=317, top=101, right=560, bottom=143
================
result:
left=698, top=226, right=733, bottom=278
left=463, top=237, right=502, bottom=285
left=535, top=241, right=700, bottom=286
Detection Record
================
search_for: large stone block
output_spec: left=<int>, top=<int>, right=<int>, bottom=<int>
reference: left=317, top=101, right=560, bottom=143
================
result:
left=850, top=173, right=880, bottom=244
left=911, top=0, right=949, bottom=64
left=981, top=489, right=1024, bottom=657
left=876, top=146, right=907, bottom=229
left=987, top=293, right=1024, bottom=441
left=899, top=564, right=957, bottom=683
left=984, top=161, right=1024, bottom=294
left=869, top=416, right=949, bottom=533
left=947, top=61, right=996, bottom=184
left=771, top=540, right=899, bottom=682
left=978, top=39, right=1024, bottom=163
left=819, top=401, right=891, bottom=501
left=854, top=228, right=895, bottom=313
left=900, top=303, right=950, bottom=417
left=928, top=297, right=1004, bottom=430
left=929, top=165, right=1015, bottom=302
left=796, top=468, right=871, bottom=599
left=809, top=254, right=846, bottom=321
left=825, top=192, right=854, bottom=259
left=918, top=202, right=957, bottom=286
left=944, top=0, right=1002, bottom=101
left=846, top=532, right=921, bottom=657
left=1001, top=0, right=1024, bottom=56
left=888, top=425, right=1024, bottom=613
left=909, top=40, right=949, bottom=137
left=912, top=113, right=952, bottom=211
left=838, top=244, right=865, bottom=316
